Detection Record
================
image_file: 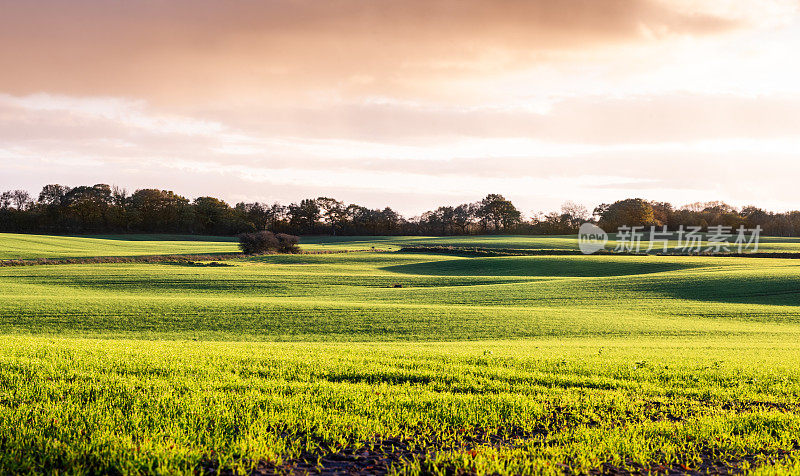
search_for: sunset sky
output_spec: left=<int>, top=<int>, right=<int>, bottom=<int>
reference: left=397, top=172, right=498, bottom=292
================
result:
left=1, top=0, right=799, bottom=216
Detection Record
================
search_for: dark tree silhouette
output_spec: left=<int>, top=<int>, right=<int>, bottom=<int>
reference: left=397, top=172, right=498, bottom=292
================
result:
left=288, top=199, right=320, bottom=233
left=596, top=198, right=656, bottom=231
left=238, top=231, right=299, bottom=254
left=477, top=194, right=521, bottom=232
left=3, top=182, right=800, bottom=236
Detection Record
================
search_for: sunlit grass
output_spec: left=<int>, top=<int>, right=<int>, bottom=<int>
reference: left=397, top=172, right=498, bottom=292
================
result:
left=2, top=336, right=800, bottom=474
left=2, top=234, right=800, bottom=473
left=0, top=233, right=238, bottom=259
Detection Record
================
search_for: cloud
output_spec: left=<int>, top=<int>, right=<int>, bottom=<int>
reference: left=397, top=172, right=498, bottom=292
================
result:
left=2, top=1, right=799, bottom=214
left=0, top=0, right=756, bottom=104
left=189, top=93, right=800, bottom=144
left=3, top=92, right=800, bottom=215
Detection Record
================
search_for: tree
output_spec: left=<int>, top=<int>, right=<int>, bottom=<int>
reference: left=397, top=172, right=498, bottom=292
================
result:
left=528, top=203, right=588, bottom=235
left=0, top=191, right=12, bottom=210
left=288, top=199, right=320, bottom=233
left=344, top=204, right=370, bottom=234
left=316, top=197, right=345, bottom=235
left=650, top=201, right=674, bottom=228
left=477, top=194, right=521, bottom=232
left=193, top=196, right=234, bottom=234
left=592, top=203, right=609, bottom=220
left=530, top=211, right=573, bottom=234
left=34, top=185, right=72, bottom=231
left=452, top=203, right=476, bottom=234
left=9, top=184, right=800, bottom=238
left=700, top=202, right=742, bottom=228
left=235, top=202, right=268, bottom=231
left=266, top=203, right=288, bottom=231
left=106, top=186, right=130, bottom=231
left=742, top=206, right=769, bottom=230
left=701, top=201, right=737, bottom=214
left=10, top=190, right=32, bottom=210
left=130, top=189, right=191, bottom=232
left=379, top=207, right=401, bottom=234
left=596, top=198, right=655, bottom=232
left=38, top=184, right=71, bottom=206
left=420, top=206, right=458, bottom=235
left=560, top=201, right=589, bottom=230
left=62, top=184, right=113, bottom=231
left=437, top=206, right=456, bottom=235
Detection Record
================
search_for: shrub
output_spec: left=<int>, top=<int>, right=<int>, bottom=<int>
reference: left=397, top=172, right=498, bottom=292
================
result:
left=274, top=233, right=300, bottom=253
left=238, top=231, right=299, bottom=254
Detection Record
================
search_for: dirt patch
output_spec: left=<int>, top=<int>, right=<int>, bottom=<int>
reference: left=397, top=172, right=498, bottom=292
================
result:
left=590, top=446, right=797, bottom=475
left=199, top=436, right=799, bottom=476
left=0, top=254, right=241, bottom=267
left=199, top=428, right=539, bottom=476
left=162, top=261, right=232, bottom=267
left=199, top=437, right=423, bottom=476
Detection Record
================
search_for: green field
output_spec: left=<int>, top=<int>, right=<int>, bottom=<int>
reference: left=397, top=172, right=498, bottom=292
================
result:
left=303, top=234, right=800, bottom=254
left=5, top=232, right=800, bottom=259
left=2, top=234, right=800, bottom=474
left=0, top=233, right=239, bottom=259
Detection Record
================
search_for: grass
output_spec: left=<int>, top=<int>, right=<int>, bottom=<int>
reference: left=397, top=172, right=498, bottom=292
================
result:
left=4, top=232, right=800, bottom=258
left=0, top=233, right=238, bottom=259
left=3, top=252, right=800, bottom=340
left=2, top=234, right=800, bottom=474
left=4, top=337, right=800, bottom=475
left=302, top=234, right=800, bottom=253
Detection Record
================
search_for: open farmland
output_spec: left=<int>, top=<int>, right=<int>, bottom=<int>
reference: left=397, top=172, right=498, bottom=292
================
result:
left=0, top=233, right=239, bottom=259
left=6, top=232, right=800, bottom=260
left=1, top=234, right=800, bottom=474
left=301, top=235, right=800, bottom=254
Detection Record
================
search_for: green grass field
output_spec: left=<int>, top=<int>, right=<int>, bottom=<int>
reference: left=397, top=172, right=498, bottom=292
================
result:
left=5, top=232, right=800, bottom=259
left=0, top=233, right=239, bottom=259
left=2, top=234, right=800, bottom=474
left=302, top=234, right=800, bottom=253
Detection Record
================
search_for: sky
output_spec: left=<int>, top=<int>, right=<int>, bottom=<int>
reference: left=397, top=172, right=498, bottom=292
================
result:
left=1, top=0, right=799, bottom=217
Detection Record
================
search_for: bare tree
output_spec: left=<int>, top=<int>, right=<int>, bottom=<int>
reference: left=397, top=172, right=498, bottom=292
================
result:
left=38, top=184, right=71, bottom=206
left=316, top=197, right=345, bottom=235
left=10, top=190, right=32, bottom=210
left=560, top=201, right=589, bottom=229
left=0, top=191, right=11, bottom=210
left=453, top=203, right=476, bottom=234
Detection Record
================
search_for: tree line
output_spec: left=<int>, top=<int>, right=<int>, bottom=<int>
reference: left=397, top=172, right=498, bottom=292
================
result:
left=1, top=184, right=798, bottom=236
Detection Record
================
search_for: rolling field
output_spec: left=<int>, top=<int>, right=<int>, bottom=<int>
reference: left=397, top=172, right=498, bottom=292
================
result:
left=300, top=235, right=800, bottom=254
left=5, top=232, right=800, bottom=259
left=0, top=233, right=238, bottom=259
left=2, top=234, right=800, bottom=474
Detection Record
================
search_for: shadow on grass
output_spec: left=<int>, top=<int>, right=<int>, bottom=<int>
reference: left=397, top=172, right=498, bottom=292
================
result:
left=382, top=257, right=702, bottom=278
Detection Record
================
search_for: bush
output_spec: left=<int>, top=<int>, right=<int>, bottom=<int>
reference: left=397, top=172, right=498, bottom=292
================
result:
left=274, top=233, right=300, bottom=253
left=238, top=231, right=299, bottom=254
